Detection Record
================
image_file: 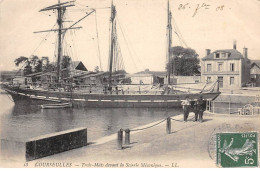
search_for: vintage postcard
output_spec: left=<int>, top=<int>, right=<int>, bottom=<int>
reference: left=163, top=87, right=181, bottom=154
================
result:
left=0, top=0, right=259, bottom=168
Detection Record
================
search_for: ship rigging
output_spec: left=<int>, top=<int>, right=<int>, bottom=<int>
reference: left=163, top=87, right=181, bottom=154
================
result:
left=1, top=0, right=220, bottom=108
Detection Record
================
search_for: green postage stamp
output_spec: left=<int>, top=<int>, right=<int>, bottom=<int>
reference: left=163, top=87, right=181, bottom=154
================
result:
left=216, top=132, right=258, bottom=167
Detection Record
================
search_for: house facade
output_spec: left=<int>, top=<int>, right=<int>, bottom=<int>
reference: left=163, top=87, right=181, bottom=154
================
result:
left=250, top=60, right=260, bottom=87
left=201, top=43, right=251, bottom=89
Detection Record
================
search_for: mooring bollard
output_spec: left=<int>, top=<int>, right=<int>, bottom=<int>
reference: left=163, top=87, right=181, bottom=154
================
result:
left=117, top=129, right=123, bottom=150
left=125, top=129, right=130, bottom=145
left=166, top=117, right=171, bottom=134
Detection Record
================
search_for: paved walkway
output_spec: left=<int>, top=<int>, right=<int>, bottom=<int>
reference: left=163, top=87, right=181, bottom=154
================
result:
left=30, top=112, right=260, bottom=168
left=1, top=112, right=259, bottom=168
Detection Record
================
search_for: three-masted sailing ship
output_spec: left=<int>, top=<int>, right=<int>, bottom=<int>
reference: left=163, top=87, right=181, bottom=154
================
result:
left=1, top=0, right=220, bottom=108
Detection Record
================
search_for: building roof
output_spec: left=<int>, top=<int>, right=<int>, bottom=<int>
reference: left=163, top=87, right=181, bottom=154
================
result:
left=0, top=70, right=24, bottom=76
left=26, top=71, right=57, bottom=77
left=135, top=70, right=166, bottom=76
left=26, top=72, right=44, bottom=77
left=50, top=61, right=88, bottom=71
left=202, top=49, right=244, bottom=61
left=80, top=71, right=106, bottom=79
left=70, top=61, right=87, bottom=71
left=127, top=73, right=153, bottom=77
left=251, top=60, right=260, bottom=68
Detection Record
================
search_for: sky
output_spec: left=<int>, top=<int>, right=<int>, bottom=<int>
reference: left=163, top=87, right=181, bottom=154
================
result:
left=0, top=0, right=259, bottom=73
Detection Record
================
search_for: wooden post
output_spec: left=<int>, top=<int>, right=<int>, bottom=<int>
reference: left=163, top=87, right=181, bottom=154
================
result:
left=125, top=129, right=130, bottom=145
left=117, top=129, right=123, bottom=150
left=213, top=101, right=215, bottom=113
left=229, top=95, right=231, bottom=114
left=229, top=101, right=231, bottom=114
left=166, top=117, right=171, bottom=134
left=209, top=100, right=212, bottom=112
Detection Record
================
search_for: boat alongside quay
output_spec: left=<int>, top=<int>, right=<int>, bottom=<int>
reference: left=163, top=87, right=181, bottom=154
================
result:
left=1, top=0, right=220, bottom=108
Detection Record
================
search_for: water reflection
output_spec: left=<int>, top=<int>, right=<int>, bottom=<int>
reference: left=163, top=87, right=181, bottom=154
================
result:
left=0, top=94, right=182, bottom=142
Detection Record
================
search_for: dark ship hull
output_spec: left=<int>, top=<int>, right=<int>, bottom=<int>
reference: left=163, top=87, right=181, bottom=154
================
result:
left=2, top=85, right=220, bottom=108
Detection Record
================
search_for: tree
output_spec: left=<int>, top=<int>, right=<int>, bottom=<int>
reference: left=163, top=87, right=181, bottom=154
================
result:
left=31, top=55, right=42, bottom=73
left=167, top=46, right=200, bottom=76
left=14, top=56, right=31, bottom=75
left=61, top=56, right=71, bottom=69
left=44, top=63, right=56, bottom=72
left=61, top=56, right=72, bottom=79
left=14, top=55, right=72, bottom=77
left=14, top=56, right=42, bottom=75
left=41, top=56, right=57, bottom=72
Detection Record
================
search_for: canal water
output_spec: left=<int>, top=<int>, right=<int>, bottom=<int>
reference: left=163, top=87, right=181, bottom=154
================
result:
left=0, top=92, right=182, bottom=142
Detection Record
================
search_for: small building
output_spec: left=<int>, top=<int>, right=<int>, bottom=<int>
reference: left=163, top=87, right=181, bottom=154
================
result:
left=79, top=72, right=105, bottom=86
left=250, top=60, right=260, bottom=87
left=12, top=76, right=27, bottom=85
left=130, top=69, right=200, bottom=85
left=201, top=42, right=251, bottom=89
left=128, top=69, right=165, bottom=85
left=0, top=70, right=24, bottom=82
left=127, top=73, right=154, bottom=84
left=24, top=61, right=88, bottom=87
left=68, top=61, right=88, bottom=77
left=26, top=71, right=57, bottom=88
left=174, top=76, right=201, bottom=84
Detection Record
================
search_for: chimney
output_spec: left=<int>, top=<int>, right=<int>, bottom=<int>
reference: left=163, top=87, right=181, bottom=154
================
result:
left=206, top=49, right=211, bottom=56
left=243, top=47, right=248, bottom=58
left=233, top=40, right=237, bottom=50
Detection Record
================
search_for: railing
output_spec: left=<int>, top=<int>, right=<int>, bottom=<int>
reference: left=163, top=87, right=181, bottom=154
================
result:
left=206, top=98, right=260, bottom=115
left=116, top=116, right=194, bottom=150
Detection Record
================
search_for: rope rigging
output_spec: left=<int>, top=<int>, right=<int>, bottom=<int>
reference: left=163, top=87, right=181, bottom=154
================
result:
left=94, top=10, right=103, bottom=71
left=14, top=23, right=57, bottom=77
left=171, top=12, right=188, bottom=48
left=112, top=21, right=125, bottom=72
left=116, top=16, right=138, bottom=72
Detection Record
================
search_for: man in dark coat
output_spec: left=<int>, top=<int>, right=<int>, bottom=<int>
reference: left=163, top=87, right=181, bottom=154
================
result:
left=195, top=96, right=205, bottom=122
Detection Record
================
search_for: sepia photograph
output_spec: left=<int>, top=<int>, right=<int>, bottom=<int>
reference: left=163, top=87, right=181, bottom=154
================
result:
left=0, top=0, right=259, bottom=168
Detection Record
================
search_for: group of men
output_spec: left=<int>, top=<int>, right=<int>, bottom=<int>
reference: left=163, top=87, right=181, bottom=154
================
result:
left=181, top=96, right=206, bottom=122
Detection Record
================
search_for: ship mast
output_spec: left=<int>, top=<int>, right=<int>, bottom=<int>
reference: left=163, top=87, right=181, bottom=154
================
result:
left=108, top=1, right=116, bottom=90
left=35, top=0, right=81, bottom=86
left=57, top=1, right=64, bottom=85
left=166, top=0, right=172, bottom=85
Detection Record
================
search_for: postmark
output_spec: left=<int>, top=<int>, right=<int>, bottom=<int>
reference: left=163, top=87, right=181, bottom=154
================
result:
left=216, top=132, right=258, bottom=167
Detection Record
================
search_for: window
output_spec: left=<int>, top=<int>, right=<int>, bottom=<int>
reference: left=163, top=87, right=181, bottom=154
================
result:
left=230, top=77, right=234, bottom=85
left=207, top=64, right=212, bottom=72
left=222, top=53, right=226, bottom=57
left=218, top=63, right=223, bottom=71
left=207, top=77, right=211, bottom=83
left=216, top=53, right=220, bottom=58
left=218, top=76, right=223, bottom=88
left=230, top=63, right=235, bottom=71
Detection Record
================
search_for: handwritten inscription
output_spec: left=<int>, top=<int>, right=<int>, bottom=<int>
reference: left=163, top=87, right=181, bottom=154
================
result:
left=178, top=2, right=227, bottom=17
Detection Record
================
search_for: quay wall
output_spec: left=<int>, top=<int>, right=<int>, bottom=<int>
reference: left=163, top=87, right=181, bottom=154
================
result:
left=213, top=94, right=258, bottom=104
left=1, top=127, right=88, bottom=162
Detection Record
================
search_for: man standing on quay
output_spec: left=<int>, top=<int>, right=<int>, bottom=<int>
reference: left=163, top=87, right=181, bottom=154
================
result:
left=181, top=96, right=191, bottom=122
left=195, top=96, right=205, bottom=122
